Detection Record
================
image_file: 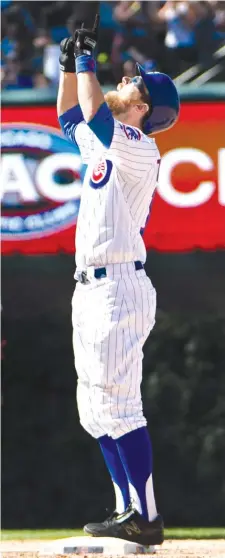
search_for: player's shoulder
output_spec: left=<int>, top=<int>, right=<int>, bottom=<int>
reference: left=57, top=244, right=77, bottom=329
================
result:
left=114, top=120, right=143, bottom=142
left=114, top=119, right=158, bottom=151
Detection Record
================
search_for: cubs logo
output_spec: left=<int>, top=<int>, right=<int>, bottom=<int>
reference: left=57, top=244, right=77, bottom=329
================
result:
left=120, top=124, right=141, bottom=141
left=90, top=158, right=113, bottom=189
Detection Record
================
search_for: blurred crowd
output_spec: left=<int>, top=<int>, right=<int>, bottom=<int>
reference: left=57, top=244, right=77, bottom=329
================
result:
left=1, top=0, right=225, bottom=90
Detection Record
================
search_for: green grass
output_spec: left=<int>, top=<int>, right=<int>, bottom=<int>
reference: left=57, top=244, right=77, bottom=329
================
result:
left=1, top=530, right=83, bottom=541
left=165, top=528, right=225, bottom=539
left=1, top=528, right=225, bottom=541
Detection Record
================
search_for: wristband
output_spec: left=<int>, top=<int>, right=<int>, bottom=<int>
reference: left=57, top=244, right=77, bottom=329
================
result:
left=75, top=54, right=96, bottom=74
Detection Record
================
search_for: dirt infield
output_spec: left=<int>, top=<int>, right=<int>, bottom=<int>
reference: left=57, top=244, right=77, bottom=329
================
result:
left=1, top=540, right=225, bottom=558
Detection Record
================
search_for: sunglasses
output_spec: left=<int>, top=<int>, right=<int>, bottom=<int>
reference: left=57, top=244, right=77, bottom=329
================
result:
left=131, top=76, right=151, bottom=106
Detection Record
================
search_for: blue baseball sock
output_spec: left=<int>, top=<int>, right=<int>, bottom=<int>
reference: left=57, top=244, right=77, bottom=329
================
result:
left=116, top=427, right=157, bottom=521
left=98, top=435, right=130, bottom=514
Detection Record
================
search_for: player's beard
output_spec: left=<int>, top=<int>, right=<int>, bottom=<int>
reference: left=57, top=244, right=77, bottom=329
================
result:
left=104, top=91, right=136, bottom=116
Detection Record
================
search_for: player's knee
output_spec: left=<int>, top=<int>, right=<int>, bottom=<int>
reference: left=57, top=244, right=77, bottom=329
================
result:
left=79, top=416, right=102, bottom=439
left=77, top=390, right=107, bottom=438
left=77, top=399, right=102, bottom=438
left=109, top=417, right=147, bottom=439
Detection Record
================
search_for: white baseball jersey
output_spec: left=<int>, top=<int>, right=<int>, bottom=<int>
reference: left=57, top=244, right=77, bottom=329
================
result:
left=71, top=119, right=160, bottom=271
left=65, top=112, right=159, bottom=449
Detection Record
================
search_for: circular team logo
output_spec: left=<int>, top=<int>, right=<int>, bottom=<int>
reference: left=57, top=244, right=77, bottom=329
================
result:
left=1, top=123, right=86, bottom=240
left=90, top=158, right=113, bottom=189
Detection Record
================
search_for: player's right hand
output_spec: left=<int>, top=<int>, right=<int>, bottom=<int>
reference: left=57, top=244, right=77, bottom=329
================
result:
left=59, top=37, right=75, bottom=73
left=73, top=14, right=100, bottom=58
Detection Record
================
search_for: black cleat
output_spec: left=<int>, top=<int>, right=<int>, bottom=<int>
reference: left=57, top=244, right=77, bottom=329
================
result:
left=84, top=506, right=164, bottom=546
left=84, top=510, right=118, bottom=536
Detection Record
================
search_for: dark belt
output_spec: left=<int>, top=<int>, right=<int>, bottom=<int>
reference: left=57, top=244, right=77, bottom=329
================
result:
left=76, top=261, right=144, bottom=284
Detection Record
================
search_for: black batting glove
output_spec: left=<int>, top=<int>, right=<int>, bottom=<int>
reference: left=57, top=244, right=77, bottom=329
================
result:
left=74, top=14, right=100, bottom=58
left=59, top=37, right=75, bottom=73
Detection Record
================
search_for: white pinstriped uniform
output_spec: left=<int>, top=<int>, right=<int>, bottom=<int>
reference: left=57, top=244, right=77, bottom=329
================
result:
left=69, top=119, right=160, bottom=439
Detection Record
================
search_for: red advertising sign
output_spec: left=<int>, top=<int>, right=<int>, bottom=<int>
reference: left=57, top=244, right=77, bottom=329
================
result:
left=1, top=102, right=225, bottom=254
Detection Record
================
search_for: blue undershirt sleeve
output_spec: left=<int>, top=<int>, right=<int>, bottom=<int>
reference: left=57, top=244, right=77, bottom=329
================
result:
left=88, top=102, right=114, bottom=148
left=58, top=104, right=83, bottom=146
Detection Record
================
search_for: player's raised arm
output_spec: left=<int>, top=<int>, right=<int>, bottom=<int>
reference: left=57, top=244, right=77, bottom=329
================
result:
left=57, top=37, right=84, bottom=144
left=57, top=38, right=79, bottom=116
left=74, top=15, right=114, bottom=148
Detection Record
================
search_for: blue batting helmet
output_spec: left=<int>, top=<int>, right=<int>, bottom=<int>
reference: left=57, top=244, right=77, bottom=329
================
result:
left=136, top=64, right=180, bottom=135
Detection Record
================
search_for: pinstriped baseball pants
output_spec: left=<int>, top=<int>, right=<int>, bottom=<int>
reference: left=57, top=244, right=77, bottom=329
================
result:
left=72, top=264, right=156, bottom=439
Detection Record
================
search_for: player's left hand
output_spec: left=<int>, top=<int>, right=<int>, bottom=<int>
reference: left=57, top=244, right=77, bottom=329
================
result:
left=74, top=14, right=100, bottom=58
left=59, top=37, right=75, bottom=73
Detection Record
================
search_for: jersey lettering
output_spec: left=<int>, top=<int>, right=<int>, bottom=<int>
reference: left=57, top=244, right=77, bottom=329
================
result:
left=120, top=124, right=141, bottom=141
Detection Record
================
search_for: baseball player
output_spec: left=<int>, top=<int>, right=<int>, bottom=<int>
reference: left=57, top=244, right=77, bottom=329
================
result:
left=57, top=14, right=179, bottom=547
